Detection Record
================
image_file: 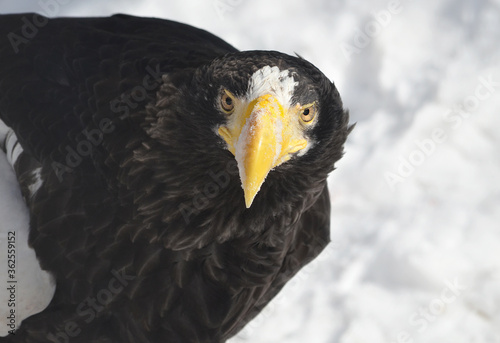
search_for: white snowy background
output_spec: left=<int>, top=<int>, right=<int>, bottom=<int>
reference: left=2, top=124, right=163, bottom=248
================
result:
left=1, top=0, right=499, bottom=342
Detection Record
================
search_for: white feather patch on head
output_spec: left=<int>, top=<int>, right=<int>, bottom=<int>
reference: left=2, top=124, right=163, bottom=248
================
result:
left=246, top=66, right=298, bottom=108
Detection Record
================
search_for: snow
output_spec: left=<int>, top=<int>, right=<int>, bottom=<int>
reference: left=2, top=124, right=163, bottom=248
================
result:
left=1, top=0, right=499, bottom=342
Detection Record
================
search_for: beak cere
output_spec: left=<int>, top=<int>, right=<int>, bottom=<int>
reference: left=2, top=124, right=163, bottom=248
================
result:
left=218, top=94, right=308, bottom=208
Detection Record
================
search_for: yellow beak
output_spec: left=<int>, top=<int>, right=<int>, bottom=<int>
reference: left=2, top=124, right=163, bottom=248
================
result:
left=218, top=94, right=307, bottom=208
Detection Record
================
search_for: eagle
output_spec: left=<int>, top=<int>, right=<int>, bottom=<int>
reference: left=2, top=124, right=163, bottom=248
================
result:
left=0, top=13, right=352, bottom=343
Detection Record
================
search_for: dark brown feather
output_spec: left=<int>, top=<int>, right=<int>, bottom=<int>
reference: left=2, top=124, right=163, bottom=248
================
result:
left=0, top=14, right=351, bottom=343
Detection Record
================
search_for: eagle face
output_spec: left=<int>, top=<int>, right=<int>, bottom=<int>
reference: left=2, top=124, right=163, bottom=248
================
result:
left=217, top=65, right=318, bottom=208
left=171, top=51, right=348, bottom=209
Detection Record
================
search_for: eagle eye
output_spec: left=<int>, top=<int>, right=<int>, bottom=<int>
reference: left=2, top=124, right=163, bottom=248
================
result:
left=220, top=90, right=235, bottom=114
left=300, top=103, right=317, bottom=123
